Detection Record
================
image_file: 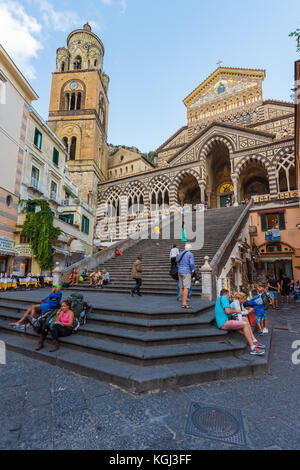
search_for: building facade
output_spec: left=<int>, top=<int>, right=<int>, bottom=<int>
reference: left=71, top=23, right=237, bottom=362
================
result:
left=0, top=45, right=38, bottom=274
left=14, top=106, right=95, bottom=276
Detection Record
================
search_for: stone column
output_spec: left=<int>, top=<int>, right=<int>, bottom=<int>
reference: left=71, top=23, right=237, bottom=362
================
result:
left=200, top=183, right=206, bottom=203
left=53, top=262, right=63, bottom=286
left=200, top=256, right=213, bottom=301
left=232, top=177, right=239, bottom=206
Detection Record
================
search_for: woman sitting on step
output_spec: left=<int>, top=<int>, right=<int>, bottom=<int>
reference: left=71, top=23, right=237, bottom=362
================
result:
left=35, top=300, right=74, bottom=352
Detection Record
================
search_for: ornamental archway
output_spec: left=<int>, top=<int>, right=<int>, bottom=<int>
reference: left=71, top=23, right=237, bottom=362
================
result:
left=205, top=141, right=233, bottom=208
left=177, top=174, right=201, bottom=206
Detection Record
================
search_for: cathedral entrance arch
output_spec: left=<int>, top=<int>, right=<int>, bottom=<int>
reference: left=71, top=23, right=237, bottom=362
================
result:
left=205, top=141, right=233, bottom=208
left=238, top=160, right=270, bottom=201
left=177, top=174, right=201, bottom=206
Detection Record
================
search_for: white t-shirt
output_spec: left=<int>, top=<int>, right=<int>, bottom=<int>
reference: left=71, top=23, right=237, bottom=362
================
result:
left=230, top=299, right=248, bottom=317
left=170, top=248, right=179, bottom=259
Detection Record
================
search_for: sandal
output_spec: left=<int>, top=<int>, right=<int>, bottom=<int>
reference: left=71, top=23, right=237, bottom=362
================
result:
left=182, top=305, right=193, bottom=309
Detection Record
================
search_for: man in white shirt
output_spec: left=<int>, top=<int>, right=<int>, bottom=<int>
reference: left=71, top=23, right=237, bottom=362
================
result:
left=170, top=244, right=179, bottom=267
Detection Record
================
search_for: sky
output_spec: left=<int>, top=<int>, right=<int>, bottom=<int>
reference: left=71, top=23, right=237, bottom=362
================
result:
left=0, top=0, right=299, bottom=153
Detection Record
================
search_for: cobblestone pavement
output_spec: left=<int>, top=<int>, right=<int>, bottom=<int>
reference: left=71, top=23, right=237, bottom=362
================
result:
left=0, top=301, right=299, bottom=450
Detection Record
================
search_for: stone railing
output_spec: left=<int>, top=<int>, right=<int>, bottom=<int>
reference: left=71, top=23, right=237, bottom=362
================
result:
left=56, top=212, right=171, bottom=284
left=200, top=201, right=253, bottom=301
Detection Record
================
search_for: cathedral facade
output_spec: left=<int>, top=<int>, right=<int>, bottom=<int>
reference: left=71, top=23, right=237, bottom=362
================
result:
left=97, top=66, right=296, bottom=234
left=46, top=26, right=299, bottom=281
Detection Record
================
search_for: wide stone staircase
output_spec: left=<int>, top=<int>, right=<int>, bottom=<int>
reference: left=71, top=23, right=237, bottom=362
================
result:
left=71, top=206, right=245, bottom=297
left=0, top=205, right=270, bottom=392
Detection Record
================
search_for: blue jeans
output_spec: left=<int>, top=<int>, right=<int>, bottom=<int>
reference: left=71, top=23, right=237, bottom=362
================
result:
left=177, top=280, right=192, bottom=300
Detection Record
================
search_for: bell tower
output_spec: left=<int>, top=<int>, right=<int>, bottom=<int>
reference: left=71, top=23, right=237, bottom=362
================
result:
left=47, top=23, right=109, bottom=207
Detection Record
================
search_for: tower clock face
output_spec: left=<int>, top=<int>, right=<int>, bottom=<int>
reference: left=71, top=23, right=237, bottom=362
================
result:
left=70, top=82, right=78, bottom=90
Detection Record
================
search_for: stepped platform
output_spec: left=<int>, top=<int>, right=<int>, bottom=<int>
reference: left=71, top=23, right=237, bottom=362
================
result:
left=68, top=206, right=246, bottom=297
left=0, top=290, right=271, bottom=393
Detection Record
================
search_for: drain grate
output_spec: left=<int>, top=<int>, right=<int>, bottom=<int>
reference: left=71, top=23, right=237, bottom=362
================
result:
left=185, top=403, right=247, bottom=446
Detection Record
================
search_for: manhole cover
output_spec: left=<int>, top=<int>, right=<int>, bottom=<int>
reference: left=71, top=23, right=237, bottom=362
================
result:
left=192, top=407, right=239, bottom=438
left=185, top=403, right=247, bottom=446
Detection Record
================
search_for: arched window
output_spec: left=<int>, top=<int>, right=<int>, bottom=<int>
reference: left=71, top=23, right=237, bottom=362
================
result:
left=70, top=93, right=76, bottom=110
left=276, top=154, right=296, bottom=192
left=62, top=137, right=68, bottom=160
left=76, top=92, right=81, bottom=110
left=70, top=137, right=77, bottom=160
left=65, top=93, right=70, bottom=110
left=73, top=56, right=82, bottom=70
left=105, top=187, right=121, bottom=218
left=94, top=59, right=97, bottom=67
left=149, top=177, right=170, bottom=211
left=98, top=94, right=106, bottom=128
left=126, top=182, right=145, bottom=215
left=61, top=62, right=65, bottom=72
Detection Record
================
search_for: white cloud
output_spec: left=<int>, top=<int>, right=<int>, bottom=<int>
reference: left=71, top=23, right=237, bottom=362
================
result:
left=39, top=0, right=81, bottom=32
left=38, top=1, right=100, bottom=32
left=0, top=1, right=43, bottom=80
left=119, top=0, right=127, bottom=14
left=101, top=0, right=113, bottom=5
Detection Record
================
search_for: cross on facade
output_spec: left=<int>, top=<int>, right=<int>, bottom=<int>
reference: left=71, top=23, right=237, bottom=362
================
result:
left=216, top=59, right=223, bottom=67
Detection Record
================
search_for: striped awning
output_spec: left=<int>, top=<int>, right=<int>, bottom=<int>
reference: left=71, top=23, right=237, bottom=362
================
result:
left=64, top=186, right=79, bottom=200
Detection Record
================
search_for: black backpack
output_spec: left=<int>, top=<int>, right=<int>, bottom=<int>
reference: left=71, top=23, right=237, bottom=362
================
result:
left=169, top=251, right=188, bottom=281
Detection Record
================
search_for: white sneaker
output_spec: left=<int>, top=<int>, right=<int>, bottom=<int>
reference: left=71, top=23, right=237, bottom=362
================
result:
left=262, top=328, right=268, bottom=334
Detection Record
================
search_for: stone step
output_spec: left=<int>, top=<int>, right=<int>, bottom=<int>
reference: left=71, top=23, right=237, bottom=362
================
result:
left=0, top=311, right=226, bottom=346
left=67, top=286, right=203, bottom=296
left=0, top=329, right=270, bottom=393
left=0, top=321, right=246, bottom=365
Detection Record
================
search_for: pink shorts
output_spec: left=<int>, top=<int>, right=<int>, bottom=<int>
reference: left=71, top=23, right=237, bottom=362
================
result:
left=221, top=320, right=244, bottom=331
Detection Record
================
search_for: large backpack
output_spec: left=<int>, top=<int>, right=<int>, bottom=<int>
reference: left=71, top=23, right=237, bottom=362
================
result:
left=67, top=293, right=84, bottom=319
left=169, top=251, right=189, bottom=281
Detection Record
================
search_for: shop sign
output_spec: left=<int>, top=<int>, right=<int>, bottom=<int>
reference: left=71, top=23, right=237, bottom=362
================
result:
left=0, top=237, right=14, bottom=250
left=15, top=244, right=33, bottom=256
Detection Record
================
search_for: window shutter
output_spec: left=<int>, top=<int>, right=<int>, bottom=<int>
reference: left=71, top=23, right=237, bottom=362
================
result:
left=53, top=148, right=59, bottom=165
left=278, top=213, right=285, bottom=230
left=261, top=215, right=267, bottom=232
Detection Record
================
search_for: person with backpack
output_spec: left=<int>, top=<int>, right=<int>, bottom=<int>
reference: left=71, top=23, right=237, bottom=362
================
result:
left=245, top=288, right=268, bottom=336
left=35, top=300, right=74, bottom=352
left=177, top=243, right=196, bottom=309
left=170, top=244, right=179, bottom=268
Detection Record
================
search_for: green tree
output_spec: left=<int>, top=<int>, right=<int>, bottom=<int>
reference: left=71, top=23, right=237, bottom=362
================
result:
left=289, top=29, right=300, bottom=52
left=20, top=199, right=61, bottom=271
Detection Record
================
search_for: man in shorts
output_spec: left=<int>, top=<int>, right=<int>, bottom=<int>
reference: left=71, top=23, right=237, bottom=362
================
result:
left=215, top=289, right=265, bottom=356
left=267, top=275, right=280, bottom=309
left=10, top=286, right=62, bottom=327
left=177, top=243, right=197, bottom=309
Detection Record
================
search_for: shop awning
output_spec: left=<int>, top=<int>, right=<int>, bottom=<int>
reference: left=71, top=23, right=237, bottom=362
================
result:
left=258, top=208, right=285, bottom=215
left=255, top=256, right=292, bottom=262
left=64, top=186, right=79, bottom=200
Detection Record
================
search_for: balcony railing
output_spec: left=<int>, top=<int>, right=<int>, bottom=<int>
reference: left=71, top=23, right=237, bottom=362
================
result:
left=50, top=191, right=57, bottom=202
